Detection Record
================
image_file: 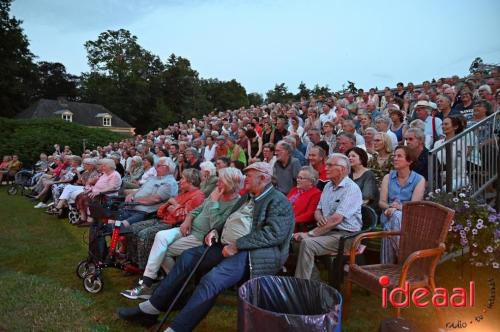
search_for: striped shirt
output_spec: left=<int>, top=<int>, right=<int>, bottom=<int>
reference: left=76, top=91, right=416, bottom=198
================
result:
left=317, top=176, right=363, bottom=232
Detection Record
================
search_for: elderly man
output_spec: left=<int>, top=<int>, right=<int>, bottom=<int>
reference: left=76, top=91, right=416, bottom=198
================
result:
left=342, top=119, right=365, bottom=147
left=118, top=162, right=294, bottom=331
left=121, top=167, right=244, bottom=300
left=112, top=157, right=178, bottom=229
left=283, top=136, right=307, bottom=166
left=304, top=128, right=323, bottom=158
left=413, top=100, right=443, bottom=149
left=293, top=154, right=362, bottom=280
left=308, top=146, right=328, bottom=190
left=335, top=132, right=356, bottom=155
left=404, top=128, right=429, bottom=181
left=274, top=141, right=301, bottom=195
left=375, top=117, right=398, bottom=149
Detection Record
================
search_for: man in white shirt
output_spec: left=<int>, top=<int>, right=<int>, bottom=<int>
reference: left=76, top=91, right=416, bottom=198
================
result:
left=319, top=103, right=337, bottom=126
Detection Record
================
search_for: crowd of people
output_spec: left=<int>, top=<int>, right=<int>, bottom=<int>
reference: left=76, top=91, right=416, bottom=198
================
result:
left=1, top=70, right=499, bottom=331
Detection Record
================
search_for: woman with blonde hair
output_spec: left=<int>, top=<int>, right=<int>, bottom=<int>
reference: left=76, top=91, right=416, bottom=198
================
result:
left=368, top=132, right=394, bottom=186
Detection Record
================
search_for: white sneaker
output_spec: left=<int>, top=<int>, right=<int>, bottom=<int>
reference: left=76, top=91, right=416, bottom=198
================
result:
left=46, top=202, right=54, bottom=207
left=34, top=202, right=48, bottom=209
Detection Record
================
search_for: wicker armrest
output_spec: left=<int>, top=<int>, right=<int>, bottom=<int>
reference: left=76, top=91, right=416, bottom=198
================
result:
left=399, top=243, right=446, bottom=285
left=349, top=231, right=401, bottom=264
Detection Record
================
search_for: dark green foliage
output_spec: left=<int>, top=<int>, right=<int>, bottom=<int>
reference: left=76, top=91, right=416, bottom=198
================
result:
left=265, top=83, right=295, bottom=104
left=0, top=118, right=126, bottom=165
left=247, top=92, right=264, bottom=106
left=0, top=0, right=39, bottom=117
left=35, top=61, right=79, bottom=100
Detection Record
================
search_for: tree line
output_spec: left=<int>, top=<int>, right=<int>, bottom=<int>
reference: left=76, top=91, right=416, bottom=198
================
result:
left=0, top=0, right=351, bottom=133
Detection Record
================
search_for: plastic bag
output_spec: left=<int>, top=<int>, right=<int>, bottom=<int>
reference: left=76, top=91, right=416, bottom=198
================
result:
left=238, top=276, right=342, bottom=332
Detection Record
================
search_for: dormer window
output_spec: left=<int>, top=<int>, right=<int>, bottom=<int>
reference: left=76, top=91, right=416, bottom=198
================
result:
left=96, top=113, right=112, bottom=127
left=54, top=109, right=73, bottom=122
left=62, top=113, right=72, bottom=122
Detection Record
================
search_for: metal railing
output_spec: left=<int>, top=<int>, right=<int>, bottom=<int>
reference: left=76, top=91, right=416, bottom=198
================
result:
left=428, top=111, right=500, bottom=208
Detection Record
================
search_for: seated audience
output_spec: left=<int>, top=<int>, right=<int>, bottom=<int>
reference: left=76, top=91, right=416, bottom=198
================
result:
left=118, top=162, right=294, bottom=331
left=293, top=154, right=362, bottom=280
left=120, top=167, right=243, bottom=299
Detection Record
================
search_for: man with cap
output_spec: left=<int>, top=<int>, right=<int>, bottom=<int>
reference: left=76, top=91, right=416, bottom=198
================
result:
left=118, top=162, right=295, bottom=331
left=413, top=100, right=443, bottom=149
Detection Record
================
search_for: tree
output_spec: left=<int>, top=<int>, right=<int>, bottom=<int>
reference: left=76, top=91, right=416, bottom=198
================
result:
left=201, top=78, right=248, bottom=112
left=0, top=0, right=38, bottom=117
left=266, top=83, right=295, bottom=104
left=296, top=81, right=311, bottom=99
left=161, top=54, right=204, bottom=122
left=81, top=29, right=164, bottom=132
left=247, top=92, right=264, bottom=106
left=36, top=61, right=79, bottom=100
left=311, top=84, right=332, bottom=98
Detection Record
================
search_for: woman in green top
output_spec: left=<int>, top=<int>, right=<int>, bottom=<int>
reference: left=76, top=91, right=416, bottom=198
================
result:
left=226, top=136, right=247, bottom=166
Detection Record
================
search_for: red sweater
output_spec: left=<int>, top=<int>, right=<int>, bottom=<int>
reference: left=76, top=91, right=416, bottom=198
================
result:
left=287, top=186, right=322, bottom=224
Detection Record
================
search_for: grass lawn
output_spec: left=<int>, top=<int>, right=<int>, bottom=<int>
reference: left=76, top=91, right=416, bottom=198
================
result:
left=0, top=189, right=498, bottom=331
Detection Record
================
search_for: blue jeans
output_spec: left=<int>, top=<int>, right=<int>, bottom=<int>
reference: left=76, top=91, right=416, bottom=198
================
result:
left=149, top=244, right=249, bottom=332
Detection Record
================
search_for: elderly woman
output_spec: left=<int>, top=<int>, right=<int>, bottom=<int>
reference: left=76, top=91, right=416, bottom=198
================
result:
left=120, top=167, right=244, bottom=299
left=379, top=146, right=425, bottom=264
left=363, top=127, right=378, bottom=155
left=287, top=166, right=322, bottom=232
left=75, top=158, right=122, bottom=225
left=122, top=156, right=144, bottom=189
left=199, top=161, right=218, bottom=197
left=48, top=158, right=100, bottom=216
left=347, top=147, right=379, bottom=211
left=138, top=155, right=157, bottom=185
left=125, top=168, right=205, bottom=271
left=304, top=107, right=322, bottom=133
left=34, top=155, right=80, bottom=208
left=368, top=132, right=394, bottom=187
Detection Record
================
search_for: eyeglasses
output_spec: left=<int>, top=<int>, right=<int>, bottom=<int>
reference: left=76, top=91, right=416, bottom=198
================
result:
left=297, top=176, right=312, bottom=181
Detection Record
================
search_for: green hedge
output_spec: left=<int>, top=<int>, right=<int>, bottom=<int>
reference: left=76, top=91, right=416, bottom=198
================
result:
left=0, top=118, right=128, bottom=166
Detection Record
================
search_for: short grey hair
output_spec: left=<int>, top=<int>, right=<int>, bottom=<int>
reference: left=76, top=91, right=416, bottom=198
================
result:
left=283, top=136, right=297, bottom=148
left=406, top=127, right=425, bottom=143
left=300, top=166, right=319, bottom=185
left=277, top=141, right=294, bottom=154
left=98, top=158, right=116, bottom=170
left=131, top=155, right=143, bottom=166
left=70, top=155, right=82, bottom=165
left=158, top=156, right=176, bottom=175
left=218, top=167, right=244, bottom=194
left=330, top=153, right=351, bottom=175
left=200, top=161, right=217, bottom=176
left=375, top=116, right=390, bottom=125
left=364, top=127, right=378, bottom=136
left=186, top=147, right=200, bottom=158
left=409, top=119, right=425, bottom=131
left=337, top=132, right=356, bottom=145
left=182, top=168, right=201, bottom=187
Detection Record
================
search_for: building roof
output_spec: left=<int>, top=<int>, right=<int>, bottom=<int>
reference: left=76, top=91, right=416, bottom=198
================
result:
left=16, top=98, right=132, bottom=128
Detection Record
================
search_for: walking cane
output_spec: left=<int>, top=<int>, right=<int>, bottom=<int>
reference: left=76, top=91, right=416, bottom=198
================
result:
left=155, top=236, right=217, bottom=332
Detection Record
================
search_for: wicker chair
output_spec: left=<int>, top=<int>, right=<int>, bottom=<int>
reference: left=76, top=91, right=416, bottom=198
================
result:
left=343, top=201, right=455, bottom=320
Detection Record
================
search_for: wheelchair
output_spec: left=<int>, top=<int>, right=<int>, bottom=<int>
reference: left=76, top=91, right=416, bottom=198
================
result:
left=7, top=169, right=34, bottom=196
left=76, top=198, right=146, bottom=293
